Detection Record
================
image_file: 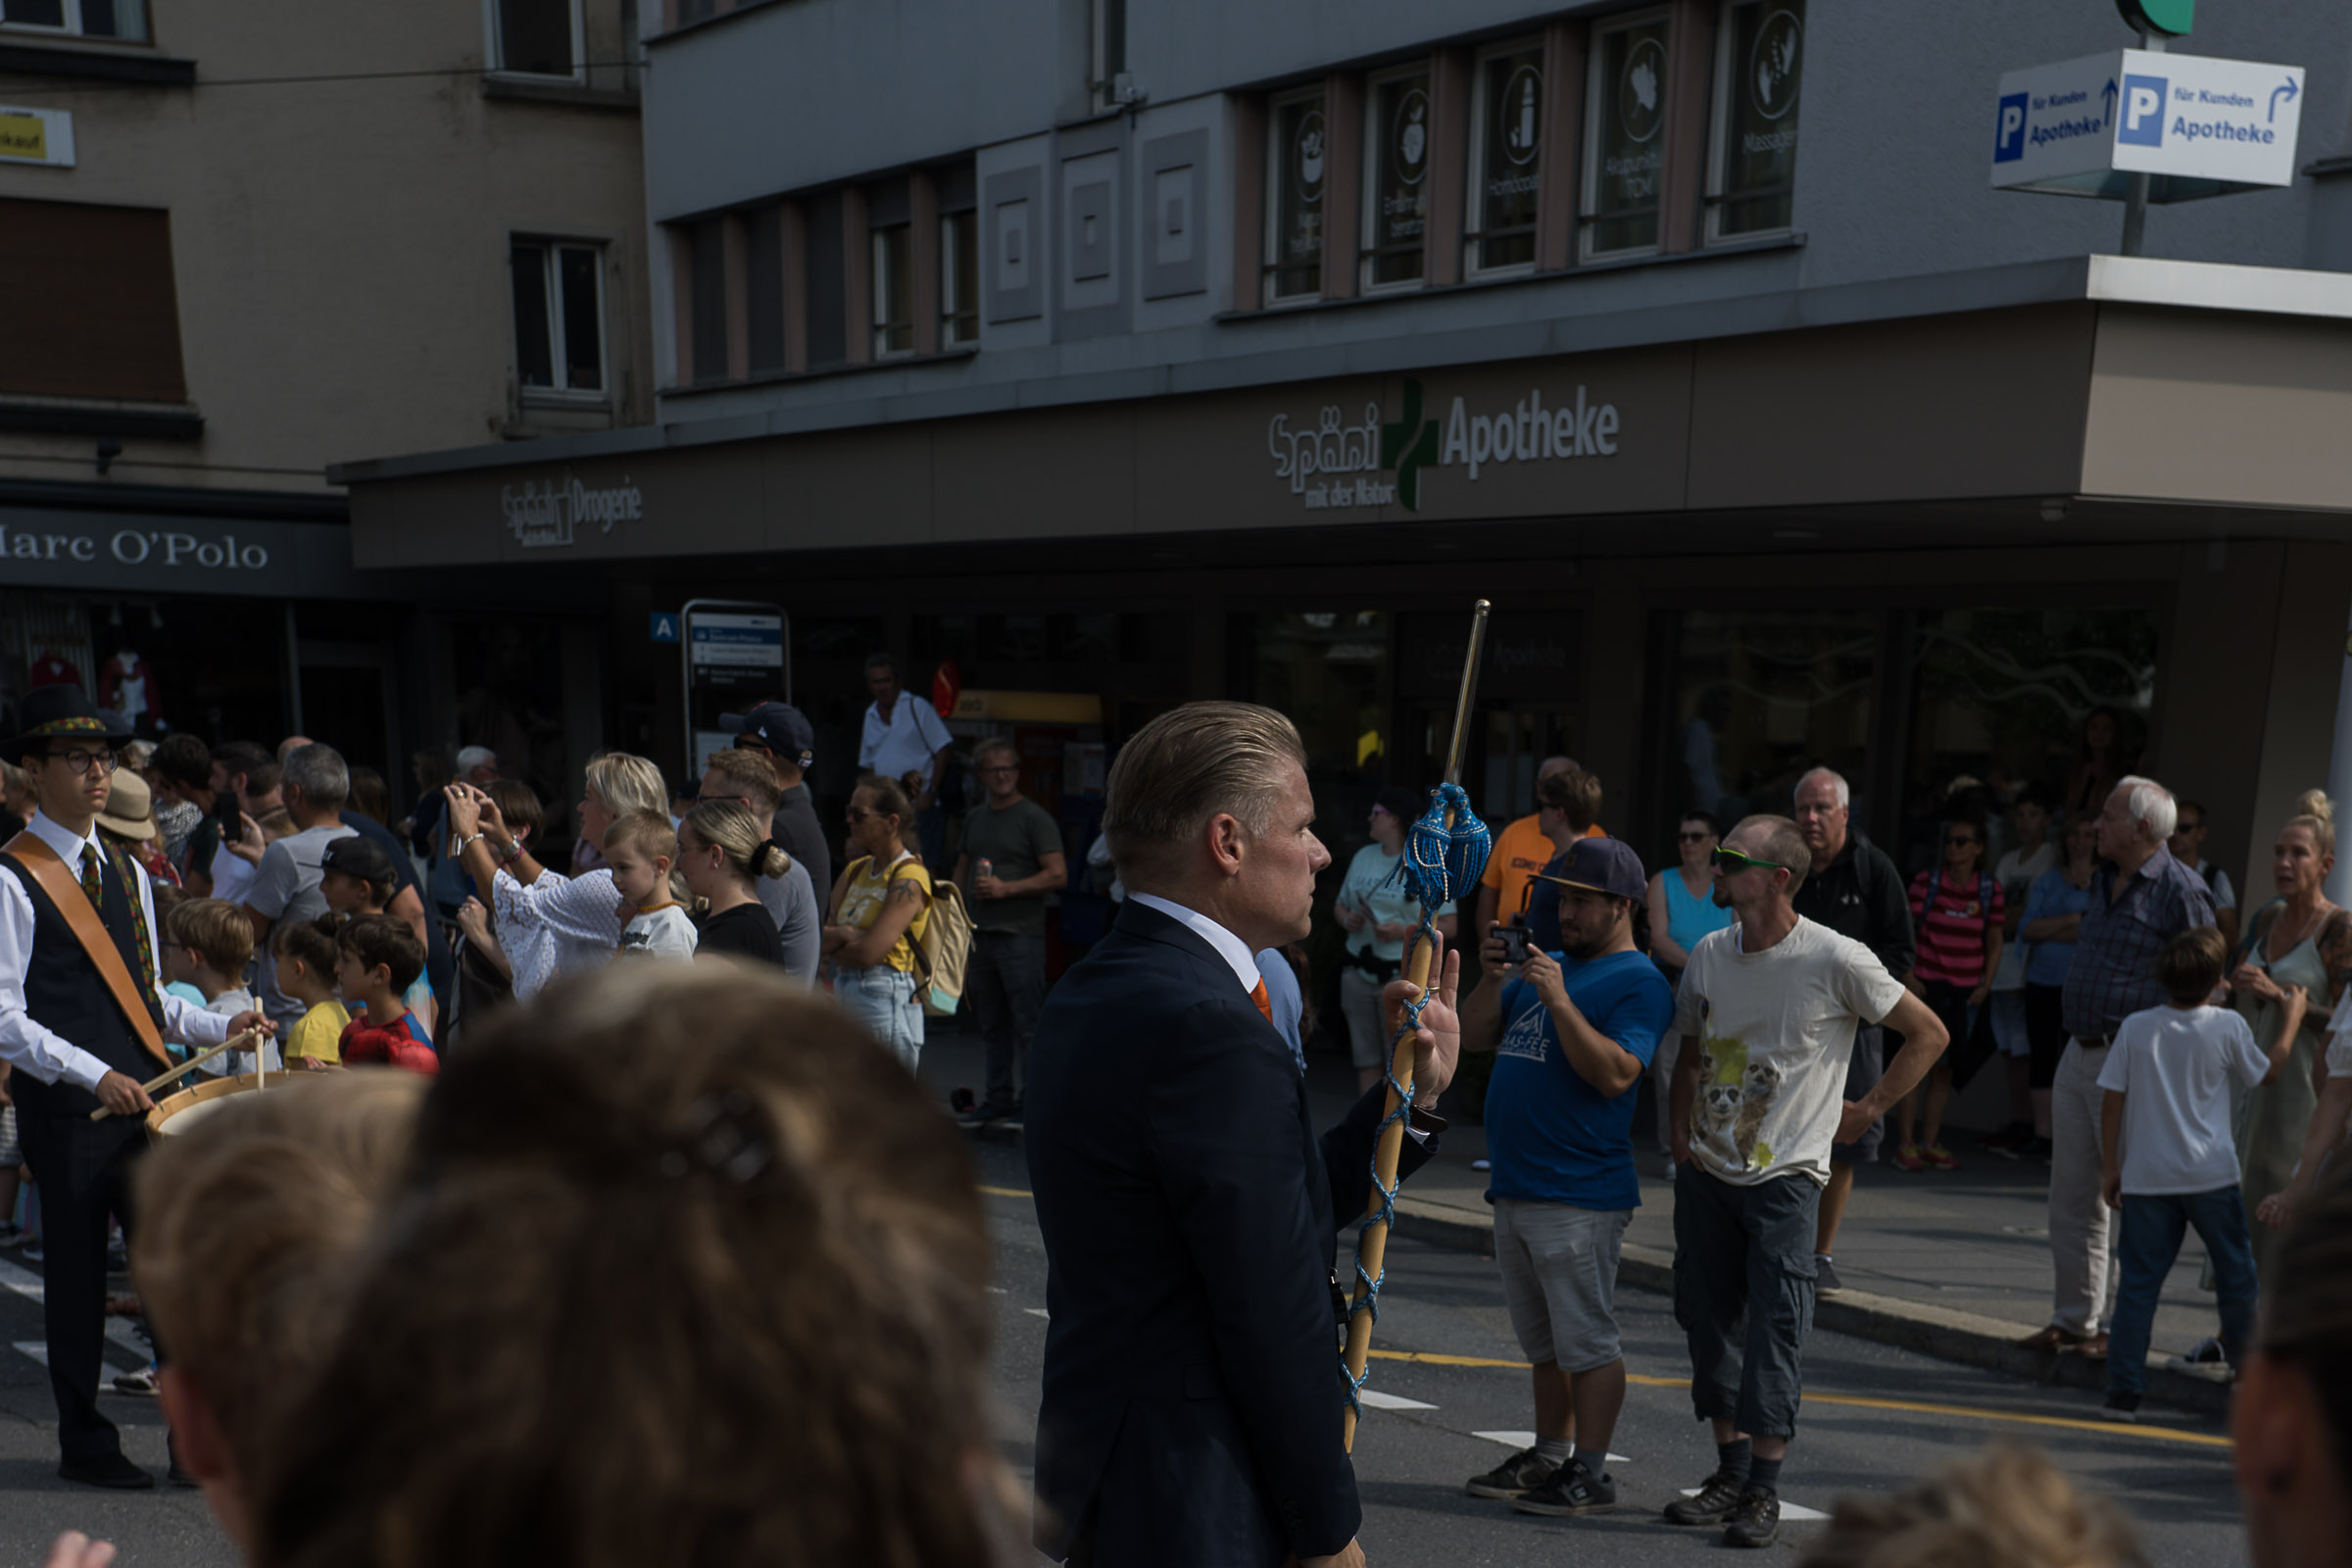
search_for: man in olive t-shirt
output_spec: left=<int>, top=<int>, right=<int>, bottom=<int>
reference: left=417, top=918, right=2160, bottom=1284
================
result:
left=952, top=739, right=1067, bottom=1125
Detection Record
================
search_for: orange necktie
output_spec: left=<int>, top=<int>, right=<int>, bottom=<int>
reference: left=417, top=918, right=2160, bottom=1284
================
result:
left=1250, top=977, right=1274, bottom=1025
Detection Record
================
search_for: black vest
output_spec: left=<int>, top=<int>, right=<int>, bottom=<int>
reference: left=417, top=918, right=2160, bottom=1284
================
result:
left=1, top=846, right=165, bottom=1119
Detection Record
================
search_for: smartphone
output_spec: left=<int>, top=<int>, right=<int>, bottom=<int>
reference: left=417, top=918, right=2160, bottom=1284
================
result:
left=1495, top=923, right=1532, bottom=965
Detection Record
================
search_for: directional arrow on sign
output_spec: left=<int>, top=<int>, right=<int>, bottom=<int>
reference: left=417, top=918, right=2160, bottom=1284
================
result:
left=2102, top=77, right=2118, bottom=127
left=2271, top=76, right=2299, bottom=122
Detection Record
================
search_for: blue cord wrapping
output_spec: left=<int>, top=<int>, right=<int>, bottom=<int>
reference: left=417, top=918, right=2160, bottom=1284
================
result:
left=1344, top=782, right=1490, bottom=1416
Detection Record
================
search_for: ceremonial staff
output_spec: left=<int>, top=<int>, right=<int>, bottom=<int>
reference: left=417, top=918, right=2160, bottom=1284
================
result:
left=1342, top=598, right=1491, bottom=1451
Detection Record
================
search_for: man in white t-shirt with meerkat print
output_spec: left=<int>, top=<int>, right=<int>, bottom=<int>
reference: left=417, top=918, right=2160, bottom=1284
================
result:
left=1665, top=813, right=1949, bottom=1550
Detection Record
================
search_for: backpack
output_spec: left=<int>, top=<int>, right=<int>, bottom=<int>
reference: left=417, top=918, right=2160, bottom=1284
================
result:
left=909, top=870, right=974, bottom=1018
left=1926, top=868, right=1998, bottom=928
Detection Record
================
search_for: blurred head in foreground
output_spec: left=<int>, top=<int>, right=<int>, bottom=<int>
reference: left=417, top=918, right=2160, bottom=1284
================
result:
left=131, top=1071, right=429, bottom=1547
left=1796, top=1443, right=2144, bottom=1568
left=257, top=959, right=1009, bottom=1568
left=2235, top=1157, right=2352, bottom=1568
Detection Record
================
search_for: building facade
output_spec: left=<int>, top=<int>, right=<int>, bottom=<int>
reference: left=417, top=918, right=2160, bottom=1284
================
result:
left=338, top=0, right=2352, bottom=915
left=0, top=0, right=650, bottom=800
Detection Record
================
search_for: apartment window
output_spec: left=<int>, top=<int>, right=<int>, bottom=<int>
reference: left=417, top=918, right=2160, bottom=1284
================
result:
left=1466, top=40, right=1543, bottom=274
left=1361, top=65, right=1431, bottom=290
left=512, top=240, right=605, bottom=396
left=1708, top=0, right=1803, bottom=240
left=685, top=219, right=727, bottom=379
left=746, top=206, right=787, bottom=375
left=488, top=0, right=579, bottom=75
left=1263, top=86, right=1326, bottom=303
left=0, top=0, right=146, bottom=38
left=1582, top=9, right=1670, bottom=259
left=1091, top=0, right=1126, bottom=111
left=941, top=208, right=979, bottom=346
left=0, top=198, right=182, bottom=402
left=871, top=221, right=913, bottom=358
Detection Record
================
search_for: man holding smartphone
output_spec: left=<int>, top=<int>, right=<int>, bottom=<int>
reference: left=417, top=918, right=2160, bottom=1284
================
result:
left=1453, top=837, right=1673, bottom=1525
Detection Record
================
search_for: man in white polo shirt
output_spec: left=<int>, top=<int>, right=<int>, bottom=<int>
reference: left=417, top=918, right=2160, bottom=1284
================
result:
left=858, top=653, right=953, bottom=867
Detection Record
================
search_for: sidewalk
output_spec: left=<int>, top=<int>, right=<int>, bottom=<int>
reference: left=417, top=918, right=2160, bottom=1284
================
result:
left=1368, top=1063, right=2241, bottom=1419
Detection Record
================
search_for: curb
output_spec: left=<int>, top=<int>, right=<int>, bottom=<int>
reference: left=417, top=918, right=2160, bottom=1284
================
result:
left=1386, top=1197, right=2232, bottom=1421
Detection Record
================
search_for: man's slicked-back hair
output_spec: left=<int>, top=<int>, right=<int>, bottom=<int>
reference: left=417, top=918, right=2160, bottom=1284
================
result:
left=1103, top=702, right=1307, bottom=889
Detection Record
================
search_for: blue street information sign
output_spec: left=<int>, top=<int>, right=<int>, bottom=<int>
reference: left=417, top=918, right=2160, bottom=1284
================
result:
left=650, top=612, right=680, bottom=644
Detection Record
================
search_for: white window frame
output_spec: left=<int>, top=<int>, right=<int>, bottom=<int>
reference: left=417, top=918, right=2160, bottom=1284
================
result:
left=1704, top=0, right=1801, bottom=245
left=870, top=221, right=915, bottom=360
left=940, top=209, right=979, bottom=348
left=1580, top=6, right=1671, bottom=263
left=513, top=238, right=609, bottom=402
left=483, top=0, right=586, bottom=82
left=0, top=0, right=147, bottom=41
left=1463, top=36, right=1544, bottom=280
left=1358, top=61, right=1432, bottom=296
left=1262, top=83, right=1326, bottom=307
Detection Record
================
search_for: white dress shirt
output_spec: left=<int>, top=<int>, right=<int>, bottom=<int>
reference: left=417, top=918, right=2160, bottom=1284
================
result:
left=492, top=864, right=627, bottom=1000
left=0, top=809, right=231, bottom=1090
left=858, top=695, right=953, bottom=785
left=1129, top=893, right=1263, bottom=995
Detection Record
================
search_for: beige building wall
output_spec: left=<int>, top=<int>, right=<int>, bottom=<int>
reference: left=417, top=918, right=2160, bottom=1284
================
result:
left=0, top=0, right=652, bottom=497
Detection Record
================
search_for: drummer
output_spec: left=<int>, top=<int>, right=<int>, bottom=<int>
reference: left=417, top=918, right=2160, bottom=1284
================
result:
left=0, top=687, right=273, bottom=1491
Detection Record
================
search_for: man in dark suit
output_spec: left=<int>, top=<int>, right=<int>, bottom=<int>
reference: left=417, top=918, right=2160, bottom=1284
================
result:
left=1026, top=702, right=1462, bottom=1568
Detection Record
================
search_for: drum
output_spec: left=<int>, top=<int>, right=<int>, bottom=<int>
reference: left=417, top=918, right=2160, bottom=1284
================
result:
left=145, top=1070, right=279, bottom=1139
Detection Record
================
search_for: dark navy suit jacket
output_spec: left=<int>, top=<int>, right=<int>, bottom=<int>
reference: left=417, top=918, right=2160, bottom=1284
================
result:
left=1024, top=899, right=1437, bottom=1565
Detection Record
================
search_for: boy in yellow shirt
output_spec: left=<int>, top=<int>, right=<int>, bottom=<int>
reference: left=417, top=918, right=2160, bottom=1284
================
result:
left=272, top=918, right=349, bottom=1069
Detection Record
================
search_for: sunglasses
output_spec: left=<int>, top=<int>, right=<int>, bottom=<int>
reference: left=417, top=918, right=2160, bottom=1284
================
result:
left=1944, top=834, right=1980, bottom=848
left=1679, top=831, right=1712, bottom=843
left=1711, top=846, right=1788, bottom=874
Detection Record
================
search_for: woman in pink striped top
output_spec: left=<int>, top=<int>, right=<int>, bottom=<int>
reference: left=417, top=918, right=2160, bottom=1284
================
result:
left=1895, top=818, right=2005, bottom=1171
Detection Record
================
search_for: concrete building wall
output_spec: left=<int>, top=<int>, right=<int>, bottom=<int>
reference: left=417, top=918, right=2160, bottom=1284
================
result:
left=0, top=0, right=653, bottom=496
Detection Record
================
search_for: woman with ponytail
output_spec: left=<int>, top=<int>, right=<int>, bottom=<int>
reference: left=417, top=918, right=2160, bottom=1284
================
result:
left=682, top=801, right=790, bottom=967
left=2231, top=790, right=2352, bottom=1282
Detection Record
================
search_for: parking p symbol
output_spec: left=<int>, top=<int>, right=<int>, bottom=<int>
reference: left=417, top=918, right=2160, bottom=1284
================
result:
left=2119, top=74, right=2168, bottom=146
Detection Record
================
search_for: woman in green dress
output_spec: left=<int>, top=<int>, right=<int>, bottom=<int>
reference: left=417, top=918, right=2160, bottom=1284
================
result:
left=2230, top=792, right=2352, bottom=1284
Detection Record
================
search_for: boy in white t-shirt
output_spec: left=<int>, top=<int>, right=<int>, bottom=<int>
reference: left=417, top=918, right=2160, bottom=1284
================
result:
left=2096, top=926, right=2297, bottom=1422
left=608, top=810, right=695, bottom=961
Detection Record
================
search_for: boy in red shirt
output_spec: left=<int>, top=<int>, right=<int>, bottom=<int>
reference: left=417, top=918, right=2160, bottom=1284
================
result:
left=334, top=913, right=439, bottom=1075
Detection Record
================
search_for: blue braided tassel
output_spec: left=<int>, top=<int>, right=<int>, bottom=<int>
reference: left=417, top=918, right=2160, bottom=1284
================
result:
left=1344, top=783, right=1490, bottom=1416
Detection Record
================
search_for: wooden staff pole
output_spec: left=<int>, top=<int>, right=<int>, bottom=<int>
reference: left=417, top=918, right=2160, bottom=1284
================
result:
left=1343, top=598, right=1489, bottom=1452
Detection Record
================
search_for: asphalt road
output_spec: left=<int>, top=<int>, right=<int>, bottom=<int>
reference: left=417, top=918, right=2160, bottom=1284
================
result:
left=968, top=1135, right=2247, bottom=1568
left=0, top=1134, right=2248, bottom=1567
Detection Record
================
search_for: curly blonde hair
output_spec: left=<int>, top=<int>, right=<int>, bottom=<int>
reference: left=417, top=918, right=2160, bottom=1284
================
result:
left=1797, top=1444, right=2145, bottom=1568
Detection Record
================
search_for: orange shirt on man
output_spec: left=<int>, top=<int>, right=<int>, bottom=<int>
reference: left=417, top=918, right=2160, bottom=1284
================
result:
left=1480, top=813, right=1605, bottom=924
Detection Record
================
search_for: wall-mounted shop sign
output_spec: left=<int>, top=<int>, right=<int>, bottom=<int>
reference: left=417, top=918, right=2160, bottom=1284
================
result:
left=2, top=521, right=269, bottom=571
left=1991, top=48, right=2303, bottom=199
left=0, top=105, right=73, bottom=168
left=0, top=509, right=416, bottom=599
left=500, top=470, right=645, bottom=548
left=1265, top=376, right=1623, bottom=512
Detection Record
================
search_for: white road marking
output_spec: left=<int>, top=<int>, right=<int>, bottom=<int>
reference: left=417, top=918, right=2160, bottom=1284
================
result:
left=15, top=1341, right=46, bottom=1366
left=1356, top=1390, right=1438, bottom=1411
left=1025, top=1307, right=1050, bottom=1319
left=1473, top=1432, right=1629, bottom=1462
left=986, top=1287, right=1007, bottom=1295
left=1679, top=1487, right=1828, bottom=1522
left=0, top=1256, right=156, bottom=1355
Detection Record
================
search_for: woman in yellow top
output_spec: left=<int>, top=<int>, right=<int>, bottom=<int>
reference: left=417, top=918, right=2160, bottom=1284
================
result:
left=824, top=776, right=932, bottom=1069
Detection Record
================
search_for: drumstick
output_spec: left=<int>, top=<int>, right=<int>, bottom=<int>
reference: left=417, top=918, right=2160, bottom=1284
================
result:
left=87, top=1029, right=263, bottom=1121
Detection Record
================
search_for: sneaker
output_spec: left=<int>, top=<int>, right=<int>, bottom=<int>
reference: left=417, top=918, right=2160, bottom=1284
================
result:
left=1891, top=1144, right=1926, bottom=1173
left=1663, top=1470, right=1746, bottom=1526
left=2098, top=1394, right=2140, bottom=1424
left=1465, top=1446, right=1556, bottom=1500
left=111, top=1366, right=160, bottom=1396
left=956, top=1100, right=1016, bottom=1130
left=21, top=1242, right=42, bottom=1263
left=1471, top=1158, right=1492, bottom=1172
left=1815, top=1255, right=1844, bottom=1294
left=1514, top=1457, right=1616, bottom=1516
left=1922, top=1144, right=1960, bottom=1171
left=1723, top=1487, right=1781, bottom=1548
left=2169, top=1337, right=2228, bottom=1369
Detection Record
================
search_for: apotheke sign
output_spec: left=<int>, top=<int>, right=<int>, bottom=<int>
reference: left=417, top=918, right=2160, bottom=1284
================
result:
left=1266, top=376, right=1622, bottom=512
left=500, top=470, right=645, bottom=549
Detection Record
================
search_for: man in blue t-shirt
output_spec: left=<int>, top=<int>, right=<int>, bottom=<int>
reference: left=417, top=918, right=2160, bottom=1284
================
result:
left=1455, top=836, right=1672, bottom=1524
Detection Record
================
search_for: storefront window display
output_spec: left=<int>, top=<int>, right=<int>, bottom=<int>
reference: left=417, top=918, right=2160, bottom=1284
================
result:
left=1663, top=608, right=1875, bottom=825
left=1265, top=87, right=1327, bottom=302
left=1897, top=605, right=2158, bottom=872
left=1362, top=65, right=1432, bottom=290
left=1467, top=41, right=1544, bottom=273
left=1583, top=9, right=1672, bottom=259
left=1707, top=0, right=1803, bottom=241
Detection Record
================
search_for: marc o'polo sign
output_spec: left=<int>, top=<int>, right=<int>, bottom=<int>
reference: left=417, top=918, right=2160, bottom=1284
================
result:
left=0, top=514, right=398, bottom=597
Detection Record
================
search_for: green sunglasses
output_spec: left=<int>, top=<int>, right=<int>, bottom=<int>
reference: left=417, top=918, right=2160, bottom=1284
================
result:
left=1711, top=845, right=1788, bottom=875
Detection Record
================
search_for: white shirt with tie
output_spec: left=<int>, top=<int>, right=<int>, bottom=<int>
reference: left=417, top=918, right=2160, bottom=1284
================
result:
left=0, top=808, right=231, bottom=1091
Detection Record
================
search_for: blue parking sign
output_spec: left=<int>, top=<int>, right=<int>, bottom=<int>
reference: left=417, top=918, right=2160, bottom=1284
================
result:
left=2119, top=74, right=2168, bottom=145
left=1994, top=91, right=2030, bottom=162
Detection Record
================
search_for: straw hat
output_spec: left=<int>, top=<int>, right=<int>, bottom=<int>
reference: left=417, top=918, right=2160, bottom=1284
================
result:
left=95, top=769, right=158, bottom=841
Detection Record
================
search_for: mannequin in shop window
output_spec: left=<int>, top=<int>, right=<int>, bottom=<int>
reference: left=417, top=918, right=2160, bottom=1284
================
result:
left=98, top=650, right=159, bottom=735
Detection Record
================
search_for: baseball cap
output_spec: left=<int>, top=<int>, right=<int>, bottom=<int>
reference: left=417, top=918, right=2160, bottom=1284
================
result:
left=718, top=703, right=815, bottom=768
left=1539, top=837, right=1646, bottom=903
left=321, top=834, right=399, bottom=886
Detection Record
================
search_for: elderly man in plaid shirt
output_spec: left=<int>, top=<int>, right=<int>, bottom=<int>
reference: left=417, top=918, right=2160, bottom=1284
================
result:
left=2020, top=775, right=2216, bottom=1358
